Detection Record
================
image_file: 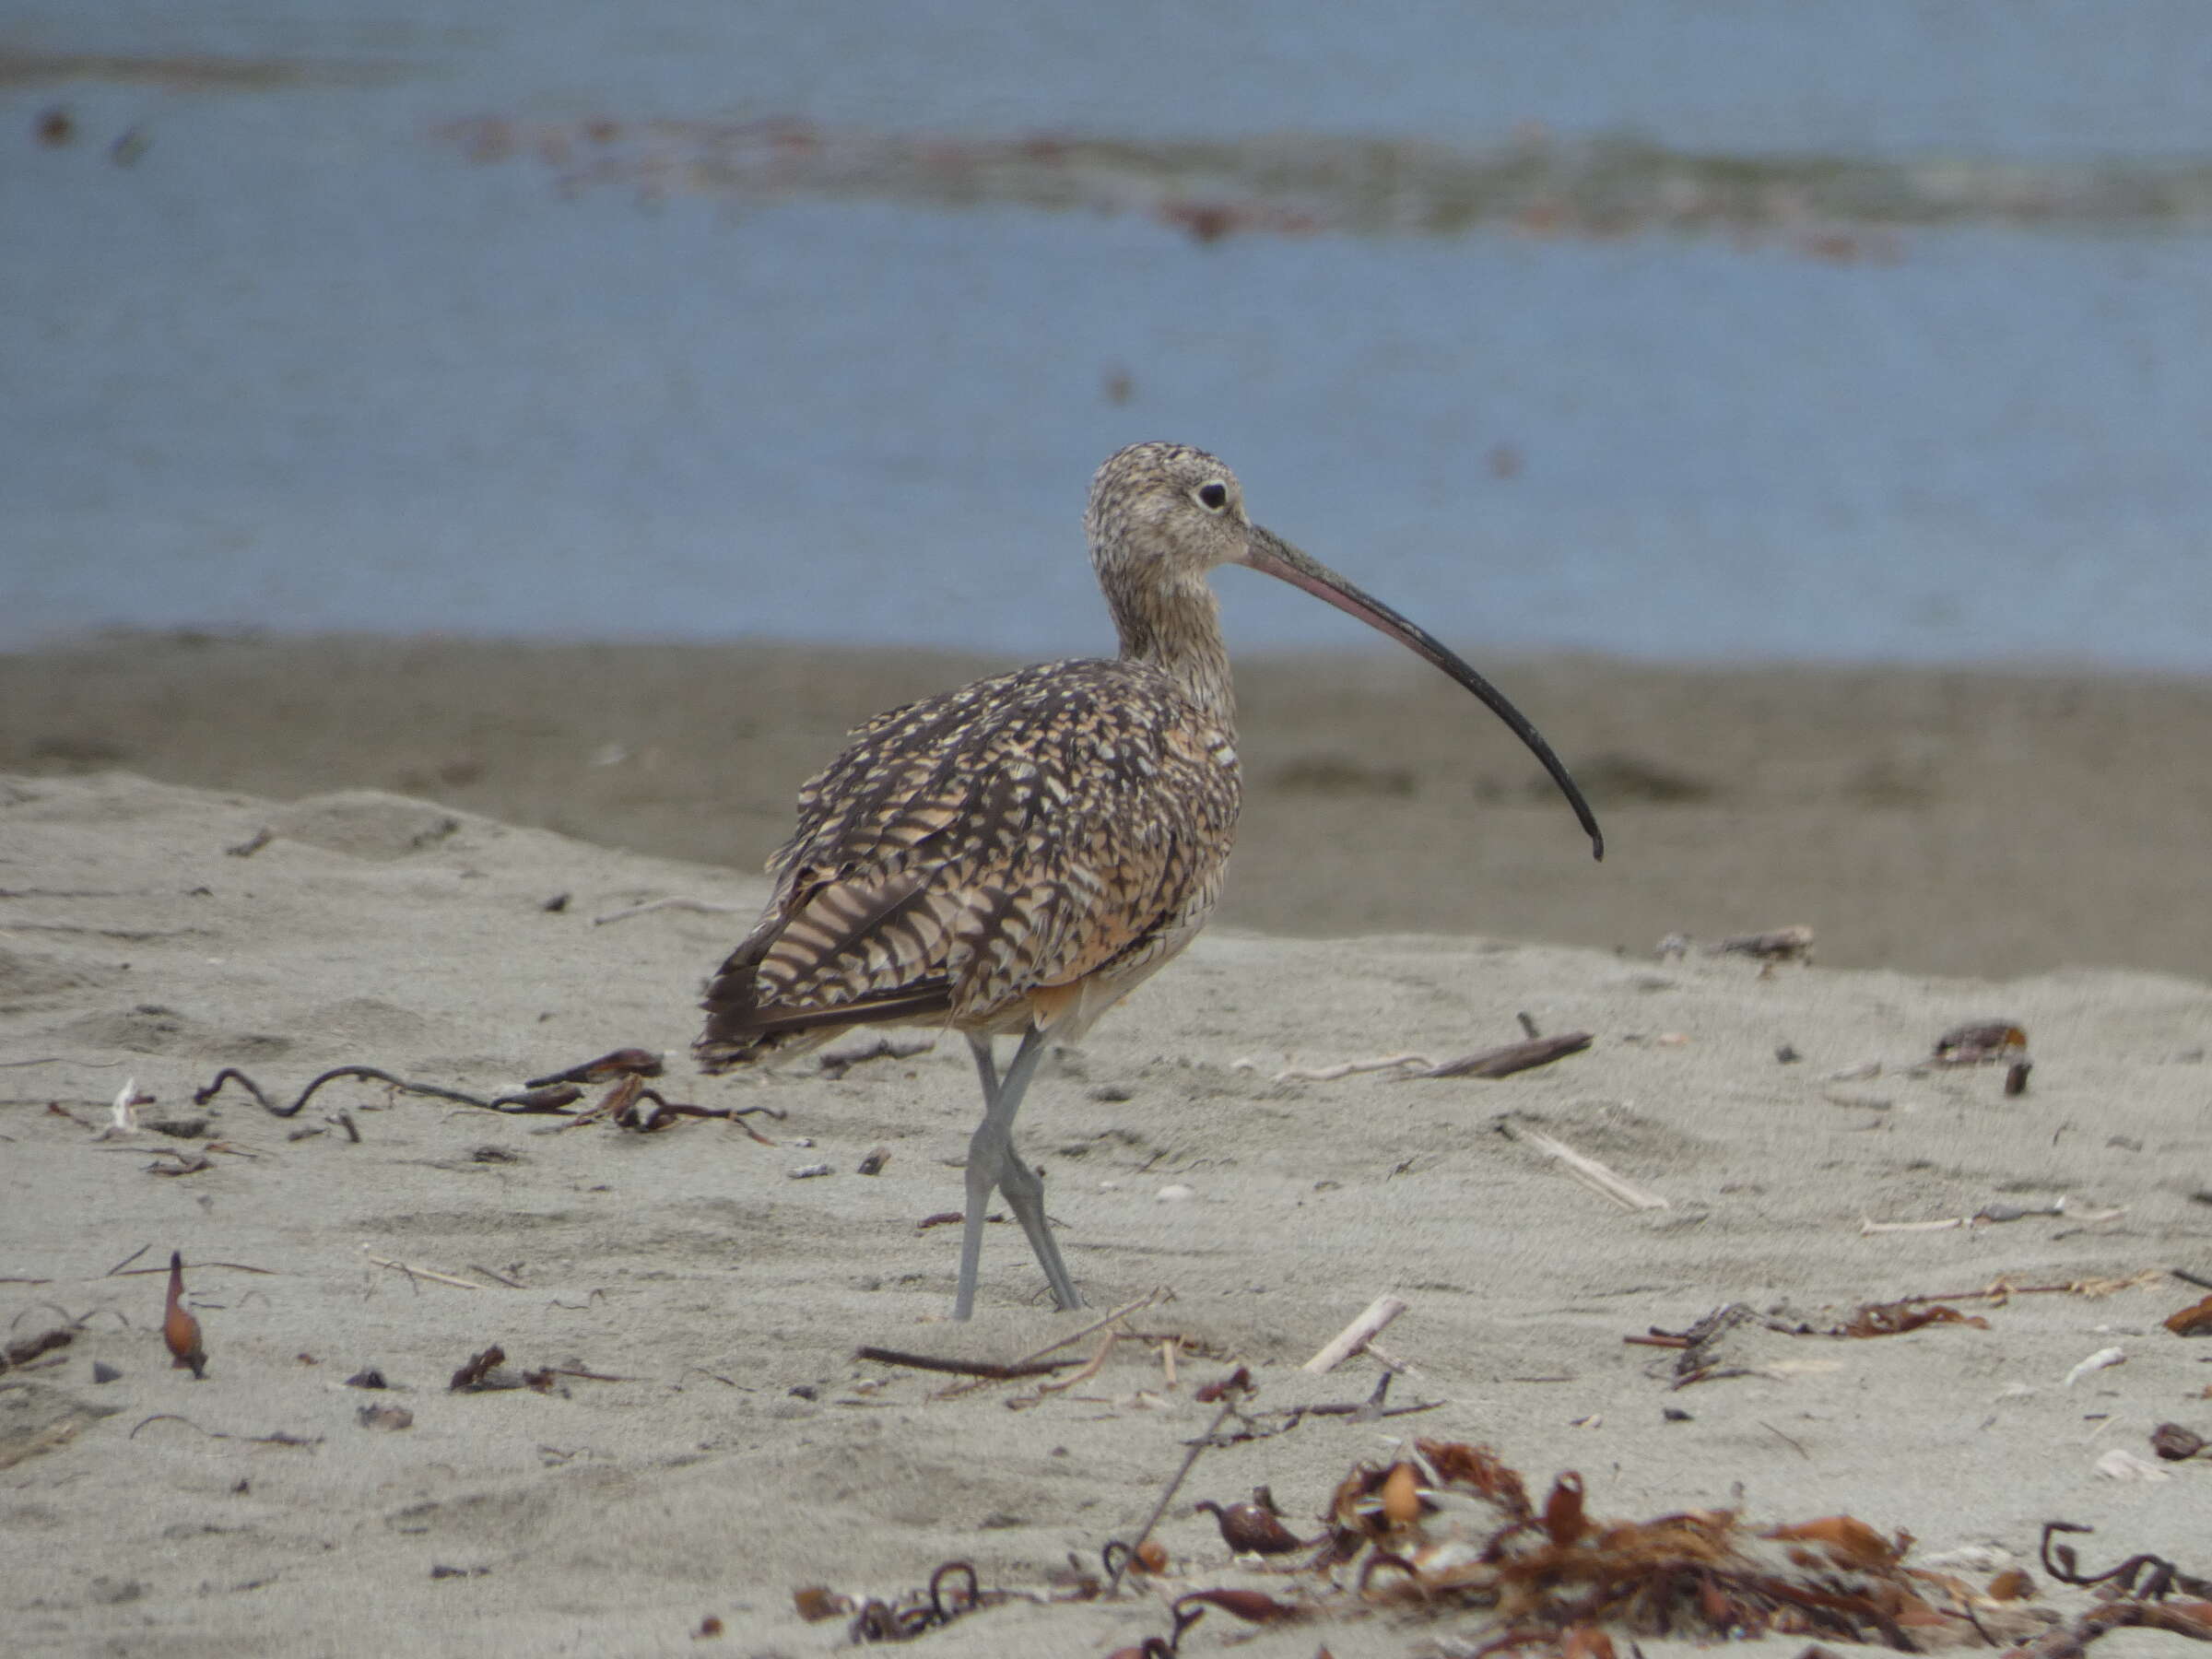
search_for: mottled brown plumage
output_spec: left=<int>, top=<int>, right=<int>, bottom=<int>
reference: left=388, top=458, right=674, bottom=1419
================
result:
left=697, top=442, right=1602, bottom=1319
left=697, top=655, right=1237, bottom=1063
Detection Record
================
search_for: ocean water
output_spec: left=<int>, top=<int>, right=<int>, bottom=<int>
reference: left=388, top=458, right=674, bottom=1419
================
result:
left=6, top=2, right=2212, bottom=669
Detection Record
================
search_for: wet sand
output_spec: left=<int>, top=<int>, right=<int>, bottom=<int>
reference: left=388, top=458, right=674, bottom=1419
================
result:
left=2, top=633, right=2208, bottom=979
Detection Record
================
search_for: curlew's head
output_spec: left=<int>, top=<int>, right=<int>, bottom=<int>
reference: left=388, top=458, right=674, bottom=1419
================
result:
left=1087, top=441, right=1605, bottom=860
left=1085, top=441, right=1258, bottom=590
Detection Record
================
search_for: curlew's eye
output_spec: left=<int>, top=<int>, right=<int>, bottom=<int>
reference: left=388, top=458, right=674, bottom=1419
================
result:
left=1196, top=481, right=1230, bottom=512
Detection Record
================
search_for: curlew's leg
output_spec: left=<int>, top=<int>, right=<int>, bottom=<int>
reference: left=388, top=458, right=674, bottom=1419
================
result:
left=956, top=1027, right=1081, bottom=1319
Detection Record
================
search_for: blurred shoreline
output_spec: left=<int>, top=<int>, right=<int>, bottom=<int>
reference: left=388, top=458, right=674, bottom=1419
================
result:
left=6, top=629, right=2206, bottom=982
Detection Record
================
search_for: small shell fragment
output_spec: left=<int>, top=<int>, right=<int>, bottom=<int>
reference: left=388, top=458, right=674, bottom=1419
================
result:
left=2093, top=1447, right=2171, bottom=1482
left=2064, top=1346, right=2125, bottom=1387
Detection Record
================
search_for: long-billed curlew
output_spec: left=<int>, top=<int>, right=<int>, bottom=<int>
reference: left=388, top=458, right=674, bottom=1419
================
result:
left=697, top=442, right=1602, bottom=1319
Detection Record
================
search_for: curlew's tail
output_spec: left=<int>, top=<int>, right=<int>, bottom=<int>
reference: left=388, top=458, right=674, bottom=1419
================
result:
left=695, top=931, right=955, bottom=1073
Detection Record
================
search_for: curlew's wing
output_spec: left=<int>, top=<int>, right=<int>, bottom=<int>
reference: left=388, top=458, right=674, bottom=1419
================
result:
left=696, top=659, right=1240, bottom=1068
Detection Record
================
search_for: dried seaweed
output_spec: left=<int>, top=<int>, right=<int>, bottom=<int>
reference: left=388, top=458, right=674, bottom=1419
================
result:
left=1642, top=1298, right=1992, bottom=1387
left=792, top=1560, right=1070, bottom=1644
left=194, top=1060, right=782, bottom=1141
left=2166, top=1294, right=2212, bottom=1336
left=2040, top=1523, right=2212, bottom=1601
left=1839, top=1301, right=1991, bottom=1337
left=1317, top=1442, right=2041, bottom=1653
left=196, top=1065, right=581, bottom=1118
left=2006, top=1599, right=2212, bottom=1659
left=791, top=1444, right=2205, bottom=1655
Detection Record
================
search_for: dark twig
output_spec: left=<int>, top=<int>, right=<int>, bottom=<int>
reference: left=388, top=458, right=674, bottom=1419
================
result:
left=526, top=1365, right=633, bottom=1384
left=818, top=1037, right=935, bottom=1078
left=854, top=1345, right=1077, bottom=1381
left=1300, top=1398, right=1443, bottom=1422
left=108, top=1260, right=277, bottom=1277
left=1759, top=1419, right=1811, bottom=1459
left=127, top=1414, right=319, bottom=1447
left=1221, top=1396, right=1444, bottom=1444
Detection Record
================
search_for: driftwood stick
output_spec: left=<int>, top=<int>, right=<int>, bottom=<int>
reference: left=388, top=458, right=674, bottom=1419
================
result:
left=1495, top=1118, right=1669, bottom=1211
left=931, top=1288, right=1165, bottom=1399
left=1359, top=1338, right=1432, bottom=1384
left=1006, top=1333, right=1117, bottom=1409
left=1424, top=1032, right=1593, bottom=1079
left=359, top=1246, right=481, bottom=1291
left=1303, top=1398, right=1443, bottom=1423
left=1270, top=1053, right=1432, bottom=1083
left=1301, top=1294, right=1407, bottom=1373
left=1860, top=1216, right=1967, bottom=1234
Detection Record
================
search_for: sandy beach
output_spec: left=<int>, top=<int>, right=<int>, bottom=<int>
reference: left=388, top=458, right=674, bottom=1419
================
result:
left=3, top=641, right=2211, bottom=1656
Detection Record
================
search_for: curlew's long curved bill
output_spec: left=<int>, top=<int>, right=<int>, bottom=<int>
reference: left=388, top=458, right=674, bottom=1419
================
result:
left=1240, top=524, right=1605, bottom=860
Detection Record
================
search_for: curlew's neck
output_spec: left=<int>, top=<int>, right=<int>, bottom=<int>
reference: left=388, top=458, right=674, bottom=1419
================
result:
left=1105, top=566, right=1236, bottom=727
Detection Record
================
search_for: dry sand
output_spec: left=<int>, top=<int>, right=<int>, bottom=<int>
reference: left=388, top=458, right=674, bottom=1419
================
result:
left=4, top=641, right=2212, bottom=1654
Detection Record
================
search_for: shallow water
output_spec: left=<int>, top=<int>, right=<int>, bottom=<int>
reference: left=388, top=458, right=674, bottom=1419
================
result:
left=6, top=3, right=2212, bottom=668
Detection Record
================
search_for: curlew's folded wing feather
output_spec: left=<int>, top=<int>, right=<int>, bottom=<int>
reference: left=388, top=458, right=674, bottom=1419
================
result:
left=696, top=658, right=1240, bottom=1068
